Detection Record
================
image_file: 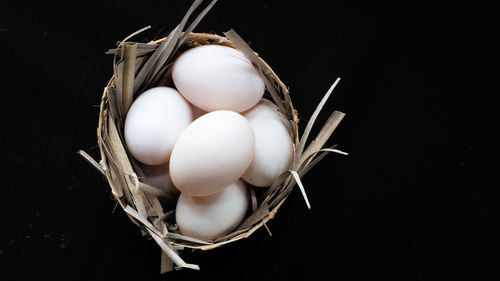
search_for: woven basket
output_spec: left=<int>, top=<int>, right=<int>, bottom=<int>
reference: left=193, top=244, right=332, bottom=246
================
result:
left=79, top=0, right=346, bottom=273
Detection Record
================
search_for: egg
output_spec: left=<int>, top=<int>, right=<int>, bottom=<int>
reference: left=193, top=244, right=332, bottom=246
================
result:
left=124, top=87, right=192, bottom=165
left=175, top=180, right=249, bottom=240
left=172, top=44, right=265, bottom=113
left=141, top=162, right=179, bottom=195
left=242, top=99, right=294, bottom=187
left=169, top=110, right=255, bottom=196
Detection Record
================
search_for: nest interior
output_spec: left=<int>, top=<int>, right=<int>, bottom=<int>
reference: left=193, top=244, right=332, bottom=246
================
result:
left=79, top=0, right=346, bottom=273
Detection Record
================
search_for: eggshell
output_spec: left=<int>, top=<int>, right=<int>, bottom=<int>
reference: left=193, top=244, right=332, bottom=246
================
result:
left=242, top=99, right=294, bottom=187
left=124, top=87, right=192, bottom=165
left=175, top=180, right=249, bottom=240
left=172, top=44, right=265, bottom=113
left=141, top=163, right=180, bottom=195
left=169, top=110, right=255, bottom=196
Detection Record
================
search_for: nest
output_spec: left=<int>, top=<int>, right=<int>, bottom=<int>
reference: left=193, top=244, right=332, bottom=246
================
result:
left=79, top=0, right=346, bottom=274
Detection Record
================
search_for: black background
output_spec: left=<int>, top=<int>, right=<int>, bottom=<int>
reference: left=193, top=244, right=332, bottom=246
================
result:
left=0, top=1, right=496, bottom=280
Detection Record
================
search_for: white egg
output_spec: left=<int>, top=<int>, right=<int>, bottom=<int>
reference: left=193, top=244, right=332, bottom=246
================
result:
left=124, top=87, right=192, bottom=165
left=175, top=180, right=249, bottom=240
left=141, top=162, right=179, bottom=195
left=172, top=44, right=265, bottom=113
left=242, top=99, right=294, bottom=187
left=169, top=110, right=255, bottom=196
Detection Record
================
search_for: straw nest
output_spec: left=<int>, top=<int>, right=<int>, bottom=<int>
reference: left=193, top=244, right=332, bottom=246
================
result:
left=79, top=0, right=346, bottom=274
